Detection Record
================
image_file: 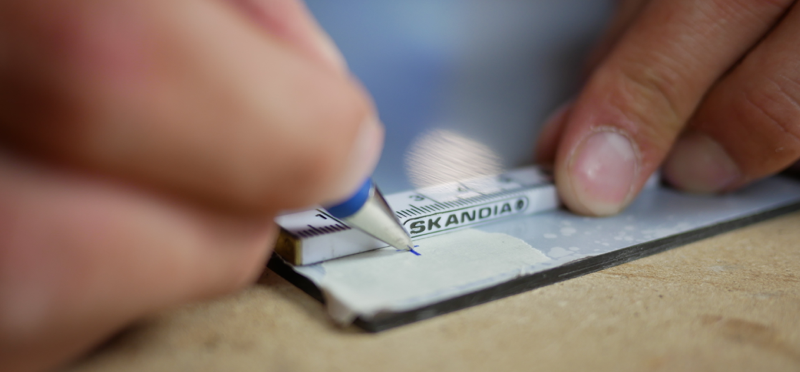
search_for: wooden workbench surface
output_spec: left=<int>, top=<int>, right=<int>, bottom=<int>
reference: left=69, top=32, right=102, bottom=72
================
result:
left=68, top=211, right=800, bottom=372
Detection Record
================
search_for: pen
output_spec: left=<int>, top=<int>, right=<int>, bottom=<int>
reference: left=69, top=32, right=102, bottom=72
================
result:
left=325, top=178, right=414, bottom=251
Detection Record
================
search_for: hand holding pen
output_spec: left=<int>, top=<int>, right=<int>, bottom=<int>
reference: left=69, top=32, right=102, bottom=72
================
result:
left=0, top=0, right=382, bottom=370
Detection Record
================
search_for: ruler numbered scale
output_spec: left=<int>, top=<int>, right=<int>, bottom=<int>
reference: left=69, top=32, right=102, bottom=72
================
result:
left=275, top=166, right=559, bottom=265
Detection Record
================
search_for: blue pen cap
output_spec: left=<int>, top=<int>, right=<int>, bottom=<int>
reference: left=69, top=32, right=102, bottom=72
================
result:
left=325, top=178, right=372, bottom=218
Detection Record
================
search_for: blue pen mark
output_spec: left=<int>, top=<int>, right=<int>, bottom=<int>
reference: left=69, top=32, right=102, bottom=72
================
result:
left=397, top=245, right=421, bottom=255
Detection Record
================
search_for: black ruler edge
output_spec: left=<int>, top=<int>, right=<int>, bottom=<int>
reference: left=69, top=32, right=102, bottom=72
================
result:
left=266, top=198, right=800, bottom=333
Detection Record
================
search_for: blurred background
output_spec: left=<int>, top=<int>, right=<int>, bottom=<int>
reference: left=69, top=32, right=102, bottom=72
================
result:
left=305, top=0, right=615, bottom=193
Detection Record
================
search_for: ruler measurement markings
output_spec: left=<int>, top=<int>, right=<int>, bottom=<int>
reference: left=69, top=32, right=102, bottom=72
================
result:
left=315, top=209, right=349, bottom=227
left=457, top=182, right=483, bottom=195
left=416, top=193, right=441, bottom=204
left=308, top=187, right=547, bottom=239
left=305, top=225, right=326, bottom=237
left=408, top=205, right=425, bottom=214
left=275, top=166, right=559, bottom=264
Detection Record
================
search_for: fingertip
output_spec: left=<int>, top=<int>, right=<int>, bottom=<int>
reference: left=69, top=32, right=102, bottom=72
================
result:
left=662, top=132, right=741, bottom=193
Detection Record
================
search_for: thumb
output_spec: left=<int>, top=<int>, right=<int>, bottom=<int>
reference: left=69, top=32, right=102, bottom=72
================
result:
left=551, top=0, right=789, bottom=216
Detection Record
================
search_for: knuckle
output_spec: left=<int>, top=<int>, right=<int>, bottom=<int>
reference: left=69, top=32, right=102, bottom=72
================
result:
left=736, top=76, right=800, bottom=151
left=607, top=58, right=688, bottom=151
left=616, top=59, right=685, bottom=131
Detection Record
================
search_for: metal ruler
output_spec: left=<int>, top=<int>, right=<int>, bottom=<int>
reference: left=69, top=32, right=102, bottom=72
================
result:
left=274, top=166, right=558, bottom=265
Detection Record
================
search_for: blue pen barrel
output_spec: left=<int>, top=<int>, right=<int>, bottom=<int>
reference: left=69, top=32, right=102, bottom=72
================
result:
left=325, top=178, right=373, bottom=219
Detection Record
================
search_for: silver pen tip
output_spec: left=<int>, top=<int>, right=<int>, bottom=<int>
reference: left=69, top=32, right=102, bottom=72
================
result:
left=340, top=183, right=416, bottom=253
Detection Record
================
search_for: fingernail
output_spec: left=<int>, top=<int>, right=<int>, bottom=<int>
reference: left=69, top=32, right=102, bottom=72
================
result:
left=329, top=116, right=384, bottom=202
left=568, top=130, right=637, bottom=215
left=663, top=133, right=740, bottom=193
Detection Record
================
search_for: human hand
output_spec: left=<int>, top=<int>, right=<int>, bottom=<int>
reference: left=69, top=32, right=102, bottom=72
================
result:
left=535, top=0, right=800, bottom=216
left=0, top=0, right=382, bottom=371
